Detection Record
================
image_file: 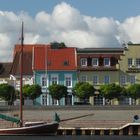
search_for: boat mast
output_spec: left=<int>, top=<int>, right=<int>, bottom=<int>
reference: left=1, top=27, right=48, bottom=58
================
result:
left=20, top=21, right=24, bottom=127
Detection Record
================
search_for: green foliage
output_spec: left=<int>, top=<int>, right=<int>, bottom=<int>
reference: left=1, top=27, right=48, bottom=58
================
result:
left=0, top=84, right=16, bottom=104
left=127, top=84, right=140, bottom=99
left=73, top=82, right=95, bottom=100
left=100, top=83, right=124, bottom=99
left=22, top=84, right=42, bottom=100
left=50, top=42, right=67, bottom=49
left=72, top=82, right=84, bottom=95
left=59, top=42, right=66, bottom=48
left=48, top=84, right=68, bottom=101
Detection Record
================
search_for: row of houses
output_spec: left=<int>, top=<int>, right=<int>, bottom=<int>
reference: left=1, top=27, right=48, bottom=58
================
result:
left=0, top=43, right=140, bottom=106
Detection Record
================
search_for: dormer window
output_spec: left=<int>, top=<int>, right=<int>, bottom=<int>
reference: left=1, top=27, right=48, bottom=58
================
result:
left=92, top=58, right=99, bottom=67
left=104, top=58, right=110, bottom=66
left=80, top=58, right=87, bottom=67
left=47, top=61, right=51, bottom=66
left=64, top=60, right=69, bottom=66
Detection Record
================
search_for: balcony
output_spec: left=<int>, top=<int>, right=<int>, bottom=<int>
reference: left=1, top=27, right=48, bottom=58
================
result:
left=78, top=65, right=119, bottom=71
left=127, top=65, right=140, bottom=73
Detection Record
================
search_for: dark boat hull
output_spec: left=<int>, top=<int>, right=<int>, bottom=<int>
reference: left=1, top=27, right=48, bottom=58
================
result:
left=0, top=122, right=59, bottom=135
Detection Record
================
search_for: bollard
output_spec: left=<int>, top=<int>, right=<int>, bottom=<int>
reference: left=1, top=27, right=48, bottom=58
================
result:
left=72, top=129, right=76, bottom=135
left=62, top=130, right=66, bottom=135
left=138, top=126, right=140, bottom=135
left=119, top=129, right=123, bottom=135
left=91, top=130, right=95, bottom=135
left=109, top=130, right=114, bottom=135
left=82, top=130, right=85, bottom=135
left=128, top=126, right=133, bottom=136
left=100, top=130, right=104, bottom=135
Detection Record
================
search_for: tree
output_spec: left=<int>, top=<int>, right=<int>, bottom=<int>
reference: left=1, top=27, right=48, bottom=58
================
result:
left=22, top=84, right=42, bottom=100
left=48, top=84, right=68, bottom=105
left=73, top=82, right=95, bottom=101
left=100, top=83, right=123, bottom=99
left=0, top=83, right=16, bottom=105
left=127, top=84, right=140, bottom=100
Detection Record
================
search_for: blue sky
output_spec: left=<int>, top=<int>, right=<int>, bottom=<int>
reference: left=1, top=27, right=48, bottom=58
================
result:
left=1, top=0, right=140, bottom=21
left=0, top=0, right=140, bottom=61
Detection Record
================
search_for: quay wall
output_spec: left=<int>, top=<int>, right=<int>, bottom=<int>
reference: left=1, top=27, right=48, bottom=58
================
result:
left=57, top=123, right=140, bottom=136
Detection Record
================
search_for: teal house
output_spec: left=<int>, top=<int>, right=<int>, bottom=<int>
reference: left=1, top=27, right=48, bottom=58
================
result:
left=33, top=44, right=77, bottom=106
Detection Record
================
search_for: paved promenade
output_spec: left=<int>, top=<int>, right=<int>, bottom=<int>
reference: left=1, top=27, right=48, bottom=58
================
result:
left=0, top=106, right=140, bottom=128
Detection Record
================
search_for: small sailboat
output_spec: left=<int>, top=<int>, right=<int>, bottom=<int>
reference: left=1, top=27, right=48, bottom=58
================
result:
left=0, top=22, right=59, bottom=135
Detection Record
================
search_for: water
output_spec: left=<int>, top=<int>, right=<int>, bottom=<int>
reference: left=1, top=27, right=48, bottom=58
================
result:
left=0, top=136, right=140, bottom=140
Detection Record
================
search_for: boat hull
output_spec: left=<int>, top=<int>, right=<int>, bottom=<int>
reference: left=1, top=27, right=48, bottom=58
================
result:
left=0, top=122, right=59, bottom=135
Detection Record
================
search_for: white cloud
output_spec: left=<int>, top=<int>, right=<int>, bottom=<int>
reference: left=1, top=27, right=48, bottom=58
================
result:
left=0, top=2, right=140, bottom=62
left=118, top=16, right=140, bottom=43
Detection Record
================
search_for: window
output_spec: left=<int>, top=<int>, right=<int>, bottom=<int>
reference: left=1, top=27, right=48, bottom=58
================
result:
left=94, top=95, right=103, bottom=105
left=41, top=76, right=47, bottom=87
left=130, top=75, right=135, bottom=84
left=51, top=75, right=58, bottom=85
left=47, top=61, right=51, bottom=66
left=80, top=58, right=87, bottom=67
left=65, top=75, right=72, bottom=87
left=42, top=94, right=47, bottom=106
left=104, top=75, right=110, bottom=84
left=81, top=75, right=87, bottom=82
left=128, top=58, right=133, bottom=68
left=136, top=58, right=140, bottom=68
left=92, top=58, right=99, bottom=66
left=104, top=58, right=110, bottom=66
left=52, top=99, right=58, bottom=105
left=93, top=75, right=98, bottom=85
left=120, top=75, right=126, bottom=85
left=63, top=60, right=69, bottom=66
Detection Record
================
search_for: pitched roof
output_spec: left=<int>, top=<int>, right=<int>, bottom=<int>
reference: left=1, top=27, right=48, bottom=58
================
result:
left=33, top=45, right=77, bottom=71
left=10, top=44, right=33, bottom=75
left=0, top=62, right=12, bottom=78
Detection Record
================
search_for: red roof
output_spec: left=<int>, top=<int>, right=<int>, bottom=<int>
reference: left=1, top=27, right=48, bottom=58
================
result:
left=13, top=44, right=33, bottom=58
left=11, top=44, right=34, bottom=75
left=33, top=46, right=77, bottom=71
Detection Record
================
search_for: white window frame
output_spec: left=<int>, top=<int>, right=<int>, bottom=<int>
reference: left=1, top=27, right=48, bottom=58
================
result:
left=42, top=94, right=47, bottom=106
left=130, top=75, right=136, bottom=85
left=136, top=58, right=140, bottom=68
left=52, top=99, right=58, bottom=105
left=92, top=58, right=99, bottom=67
left=93, top=75, right=98, bottom=85
left=51, top=74, right=58, bottom=85
left=65, top=74, right=72, bottom=88
left=120, top=75, right=126, bottom=85
left=104, top=58, right=110, bottom=67
left=104, top=75, right=110, bottom=84
left=41, top=75, right=47, bottom=87
left=80, top=58, right=87, bottom=67
left=128, top=58, right=133, bottom=68
left=81, top=75, right=87, bottom=82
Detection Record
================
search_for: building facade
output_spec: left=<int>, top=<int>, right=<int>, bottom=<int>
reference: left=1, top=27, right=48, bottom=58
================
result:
left=77, top=48, right=124, bottom=105
left=33, top=44, right=77, bottom=106
left=10, top=45, right=34, bottom=90
left=7, top=43, right=140, bottom=106
left=119, top=44, right=140, bottom=86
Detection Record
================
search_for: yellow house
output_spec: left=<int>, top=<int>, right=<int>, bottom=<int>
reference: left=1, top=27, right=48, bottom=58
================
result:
left=119, top=44, right=140, bottom=87
left=77, top=48, right=124, bottom=88
left=77, top=48, right=124, bottom=105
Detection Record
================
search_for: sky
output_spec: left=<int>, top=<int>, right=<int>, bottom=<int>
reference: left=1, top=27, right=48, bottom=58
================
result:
left=0, top=0, right=140, bottom=62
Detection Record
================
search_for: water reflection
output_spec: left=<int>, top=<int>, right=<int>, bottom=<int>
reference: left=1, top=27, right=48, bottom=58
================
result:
left=0, top=136, right=140, bottom=140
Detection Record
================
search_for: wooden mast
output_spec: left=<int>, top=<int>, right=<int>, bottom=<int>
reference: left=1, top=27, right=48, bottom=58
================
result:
left=20, top=21, right=24, bottom=127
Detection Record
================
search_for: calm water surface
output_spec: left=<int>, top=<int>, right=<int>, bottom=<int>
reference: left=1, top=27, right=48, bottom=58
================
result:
left=0, top=136, right=140, bottom=140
